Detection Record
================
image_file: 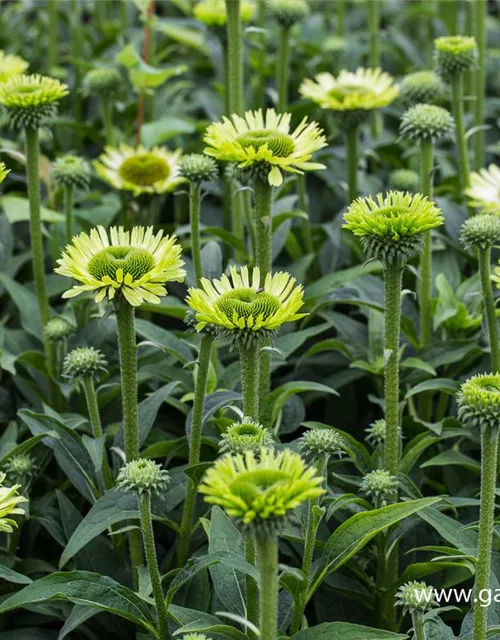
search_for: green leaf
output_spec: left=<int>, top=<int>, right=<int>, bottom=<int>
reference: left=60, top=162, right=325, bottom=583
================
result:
left=401, top=357, right=437, bottom=377
left=0, top=433, right=48, bottom=467
left=305, top=262, right=383, bottom=300
left=405, top=378, right=460, bottom=398
left=421, top=450, right=480, bottom=472
left=153, top=19, right=209, bottom=54
left=0, top=571, right=158, bottom=636
left=59, top=604, right=99, bottom=639
left=0, top=274, right=42, bottom=339
left=264, top=381, right=338, bottom=426
left=418, top=507, right=478, bottom=554
left=135, top=319, right=192, bottom=363
left=272, top=209, right=308, bottom=232
left=1, top=196, right=64, bottom=224
left=290, top=622, right=408, bottom=639
left=141, top=116, right=197, bottom=147
left=172, top=621, right=248, bottom=640
left=0, top=564, right=32, bottom=585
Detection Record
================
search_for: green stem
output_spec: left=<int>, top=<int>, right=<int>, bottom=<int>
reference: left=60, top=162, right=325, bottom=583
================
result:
left=479, top=247, right=500, bottom=373
left=25, top=128, right=53, bottom=360
left=114, top=301, right=139, bottom=461
left=101, top=96, right=114, bottom=146
left=473, top=0, right=486, bottom=171
left=255, top=0, right=267, bottom=108
left=48, top=0, right=57, bottom=71
left=451, top=74, right=471, bottom=191
left=81, top=375, right=113, bottom=490
left=139, top=492, right=170, bottom=640
left=297, top=174, right=314, bottom=254
left=70, top=0, right=83, bottom=148
left=277, top=26, right=291, bottom=113
left=245, top=532, right=259, bottom=636
left=239, top=342, right=261, bottom=420
left=346, top=125, right=358, bottom=203
left=225, top=0, right=244, bottom=115
left=254, top=175, right=273, bottom=282
left=384, top=257, right=403, bottom=477
left=337, top=0, right=346, bottom=36
left=256, top=532, right=279, bottom=640
left=177, top=334, right=214, bottom=566
left=419, top=138, right=434, bottom=350
left=190, top=182, right=203, bottom=285
left=472, top=427, right=499, bottom=640
left=412, top=610, right=426, bottom=640
left=64, top=184, right=74, bottom=245
left=368, top=1, right=382, bottom=138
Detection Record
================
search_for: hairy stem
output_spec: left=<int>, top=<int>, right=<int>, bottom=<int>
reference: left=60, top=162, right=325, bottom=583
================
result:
left=368, top=1, right=381, bottom=137
left=451, top=73, right=470, bottom=191
left=412, top=610, right=426, bottom=640
left=419, top=138, right=434, bottom=348
left=297, top=174, right=314, bottom=255
left=139, top=492, right=170, bottom=640
left=225, top=0, right=244, bottom=115
left=101, top=96, right=114, bottom=146
left=277, top=26, right=291, bottom=112
left=64, top=184, right=74, bottom=245
left=245, top=532, right=259, bottom=637
left=189, top=181, right=203, bottom=285
left=479, top=247, right=500, bottom=373
left=239, top=342, right=261, bottom=420
left=81, top=375, right=113, bottom=490
left=256, top=532, right=279, bottom=640
left=473, top=0, right=486, bottom=171
left=48, top=0, right=57, bottom=71
left=177, top=334, right=214, bottom=566
left=346, top=125, right=358, bottom=203
left=472, top=427, right=498, bottom=640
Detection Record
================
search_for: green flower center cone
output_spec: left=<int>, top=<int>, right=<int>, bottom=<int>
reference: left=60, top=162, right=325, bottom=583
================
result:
left=328, top=83, right=370, bottom=102
left=216, top=288, right=281, bottom=320
left=232, top=469, right=288, bottom=499
left=88, top=247, right=155, bottom=281
left=118, top=153, right=170, bottom=186
left=236, top=130, right=295, bottom=157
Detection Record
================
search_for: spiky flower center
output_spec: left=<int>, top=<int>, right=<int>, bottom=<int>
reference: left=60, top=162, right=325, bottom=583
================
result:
left=237, top=425, right=262, bottom=437
left=328, top=83, right=370, bottom=101
left=118, top=153, right=170, bottom=186
left=232, top=469, right=288, bottom=500
left=236, top=130, right=295, bottom=157
left=216, top=288, right=281, bottom=320
left=88, top=247, right=155, bottom=282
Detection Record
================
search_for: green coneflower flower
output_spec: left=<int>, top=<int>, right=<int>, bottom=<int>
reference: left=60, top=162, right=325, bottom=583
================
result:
left=3, top=455, right=38, bottom=483
left=0, top=162, right=10, bottom=184
left=466, top=164, right=500, bottom=214
left=361, top=469, right=398, bottom=505
left=219, top=418, right=274, bottom=455
left=55, top=226, right=186, bottom=306
left=434, top=35, right=478, bottom=79
left=0, top=73, right=68, bottom=129
left=82, top=67, right=121, bottom=97
left=365, top=418, right=387, bottom=447
left=0, top=472, right=28, bottom=533
left=51, top=155, right=91, bottom=191
left=43, top=317, right=75, bottom=343
left=203, top=108, right=326, bottom=187
left=457, top=374, right=500, bottom=432
left=193, top=0, right=255, bottom=27
left=299, top=68, right=399, bottom=121
left=94, top=145, right=185, bottom=196
left=399, top=103, right=454, bottom=142
left=178, top=154, right=218, bottom=184
left=298, top=427, right=345, bottom=462
left=117, top=458, right=170, bottom=495
left=267, top=0, right=310, bottom=27
left=343, top=191, right=444, bottom=265
left=396, top=580, right=436, bottom=614
left=63, top=346, right=108, bottom=380
left=0, top=50, right=29, bottom=83
left=461, top=214, right=500, bottom=251
left=388, top=169, right=419, bottom=193
left=199, top=448, right=324, bottom=532
left=186, top=265, right=306, bottom=340
left=399, top=70, right=446, bottom=106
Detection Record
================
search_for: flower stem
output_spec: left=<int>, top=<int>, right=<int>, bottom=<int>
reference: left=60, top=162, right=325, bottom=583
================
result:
left=239, top=342, right=261, bottom=420
left=297, top=174, right=314, bottom=255
left=256, top=532, right=279, bottom=640
left=245, top=532, right=259, bottom=637
left=101, top=96, right=114, bottom=146
left=368, top=1, right=382, bottom=138
left=451, top=73, right=470, bottom=191
left=336, top=0, right=346, bottom=36
left=473, top=0, right=486, bottom=171
left=346, top=125, right=358, bottom=203
left=419, top=138, right=434, bottom=348
left=48, top=0, right=57, bottom=71
left=189, top=182, right=203, bottom=285
left=25, top=128, right=54, bottom=365
left=81, top=375, right=113, bottom=490
left=177, top=334, right=214, bottom=566
left=255, top=0, right=267, bottom=108
left=472, top=426, right=499, bottom=640
left=277, top=26, right=291, bottom=113
left=139, top=492, right=170, bottom=640
left=225, top=0, right=244, bottom=115
left=412, top=611, right=426, bottom=640
left=384, top=257, right=403, bottom=478
left=63, top=184, right=74, bottom=245
left=479, top=247, right=500, bottom=373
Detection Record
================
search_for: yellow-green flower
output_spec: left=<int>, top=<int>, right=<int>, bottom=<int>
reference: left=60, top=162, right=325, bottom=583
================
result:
left=94, top=144, right=185, bottom=196
left=465, top=164, right=500, bottom=214
left=434, top=35, right=478, bottom=78
left=203, top=108, right=326, bottom=187
left=0, top=161, right=10, bottom=184
left=0, top=472, right=28, bottom=533
left=0, top=73, right=68, bottom=129
left=55, top=226, right=186, bottom=306
left=186, top=266, right=306, bottom=333
left=0, top=50, right=28, bottom=83
left=343, top=191, right=444, bottom=264
left=193, top=0, right=255, bottom=27
left=219, top=418, right=274, bottom=455
left=299, top=68, right=399, bottom=112
left=456, top=373, right=500, bottom=431
left=199, top=448, right=324, bottom=530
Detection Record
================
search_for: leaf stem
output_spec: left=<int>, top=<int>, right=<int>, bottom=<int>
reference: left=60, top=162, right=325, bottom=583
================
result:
left=177, top=334, right=214, bottom=566
left=472, top=426, right=498, bottom=640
